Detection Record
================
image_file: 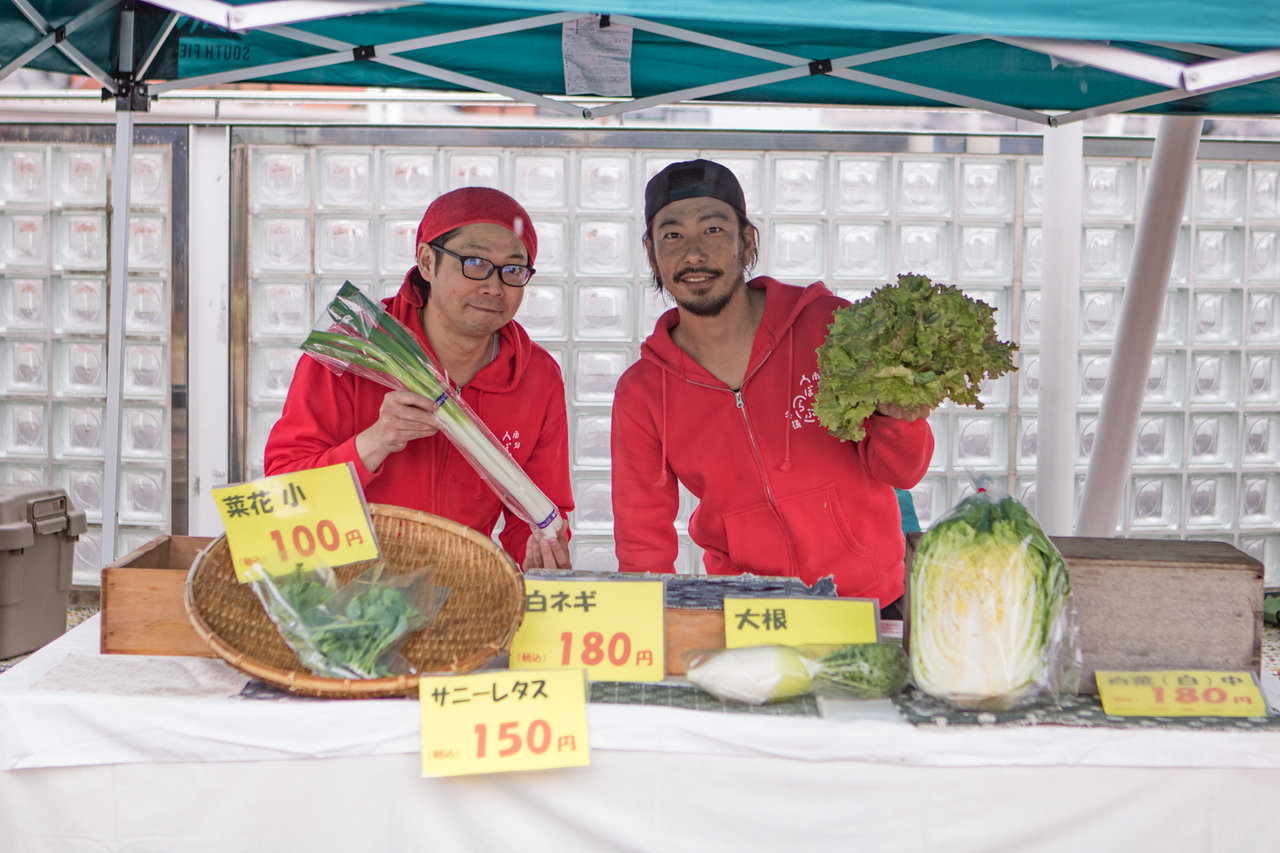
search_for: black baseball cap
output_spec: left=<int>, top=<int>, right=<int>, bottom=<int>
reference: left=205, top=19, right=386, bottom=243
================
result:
left=644, top=159, right=747, bottom=228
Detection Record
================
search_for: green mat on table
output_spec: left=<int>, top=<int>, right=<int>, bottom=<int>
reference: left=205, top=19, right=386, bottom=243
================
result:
left=589, top=681, right=819, bottom=716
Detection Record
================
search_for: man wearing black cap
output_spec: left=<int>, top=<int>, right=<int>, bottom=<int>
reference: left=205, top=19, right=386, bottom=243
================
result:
left=610, top=159, right=934, bottom=610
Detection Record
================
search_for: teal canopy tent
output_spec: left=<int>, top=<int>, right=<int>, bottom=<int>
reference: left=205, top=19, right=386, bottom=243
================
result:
left=3, top=0, right=1280, bottom=122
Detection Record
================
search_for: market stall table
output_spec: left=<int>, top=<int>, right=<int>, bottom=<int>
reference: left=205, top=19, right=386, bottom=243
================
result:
left=2, top=616, right=1279, bottom=852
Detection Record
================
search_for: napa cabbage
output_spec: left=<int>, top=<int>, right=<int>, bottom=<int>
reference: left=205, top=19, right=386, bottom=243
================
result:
left=908, top=489, right=1079, bottom=711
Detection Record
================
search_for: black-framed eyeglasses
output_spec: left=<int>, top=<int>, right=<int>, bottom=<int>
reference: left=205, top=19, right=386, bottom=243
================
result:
left=430, top=243, right=535, bottom=288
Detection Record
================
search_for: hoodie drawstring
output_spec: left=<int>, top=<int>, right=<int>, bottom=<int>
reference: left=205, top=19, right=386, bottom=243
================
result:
left=779, top=329, right=794, bottom=472
left=654, top=372, right=669, bottom=486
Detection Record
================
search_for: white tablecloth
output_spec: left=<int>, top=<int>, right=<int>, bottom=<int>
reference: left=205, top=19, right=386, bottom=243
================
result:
left=3, top=617, right=1279, bottom=852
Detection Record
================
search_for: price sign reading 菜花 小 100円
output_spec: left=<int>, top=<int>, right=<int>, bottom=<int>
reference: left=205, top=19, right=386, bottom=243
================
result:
left=419, top=669, right=590, bottom=777
left=1096, top=670, right=1268, bottom=717
left=508, top=579, right=665, bottom=681
left=212, top=463, right=379, bottom=582
left=723, top=597, right=879, bottom=648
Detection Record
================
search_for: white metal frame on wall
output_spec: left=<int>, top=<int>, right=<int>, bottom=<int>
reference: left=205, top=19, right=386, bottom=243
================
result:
left=0, top=122, right=189, bottom=580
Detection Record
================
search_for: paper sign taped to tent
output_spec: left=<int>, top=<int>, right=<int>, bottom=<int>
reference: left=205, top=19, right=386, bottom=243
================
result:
left=562, top=16, right=632, bottom=97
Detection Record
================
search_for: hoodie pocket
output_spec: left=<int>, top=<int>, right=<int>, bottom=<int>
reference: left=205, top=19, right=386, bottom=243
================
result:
left=721, top=503, right=793, bottom=576
left=720, top=485, right=869, bottom=577
left=774, top=484, right=871, bottom=569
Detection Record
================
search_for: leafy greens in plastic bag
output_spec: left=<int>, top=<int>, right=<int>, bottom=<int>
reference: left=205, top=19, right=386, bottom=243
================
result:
left=249, top=561, right=451, bottom=680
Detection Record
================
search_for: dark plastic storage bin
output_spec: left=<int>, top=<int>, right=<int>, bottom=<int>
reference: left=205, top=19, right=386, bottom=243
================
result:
left=0, top=486, right=88, bottom=659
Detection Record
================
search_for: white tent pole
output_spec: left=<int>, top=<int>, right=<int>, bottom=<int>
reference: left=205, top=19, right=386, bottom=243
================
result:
left=1037, top=122, right=1083, bottom=536
left=147, top=0, right=413, bottom=30
left=101, top=109, right=133, bottom=567
left=100, top=1, right=140, bottom=569
left=991, top=36, right=1187, bottom=88
left=1077, top=115, right=1203, bottom=536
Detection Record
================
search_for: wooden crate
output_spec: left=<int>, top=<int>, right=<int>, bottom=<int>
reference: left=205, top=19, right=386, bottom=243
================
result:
left=1062, top=537, right=1263, bottom=692
left=101, top=535, right=216, bottom=657
left=664, top=609, right=725, bottom=675
left=905, top=535, right=1264, bottom=693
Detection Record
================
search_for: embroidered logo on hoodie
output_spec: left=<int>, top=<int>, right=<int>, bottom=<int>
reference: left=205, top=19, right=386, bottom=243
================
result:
left=787, top=371, right=821, bottom=430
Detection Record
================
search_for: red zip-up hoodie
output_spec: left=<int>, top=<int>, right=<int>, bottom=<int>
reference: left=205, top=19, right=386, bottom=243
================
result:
left=611, top=277, right=933, bottom=603
left=264, top=275, right=574, bottom=565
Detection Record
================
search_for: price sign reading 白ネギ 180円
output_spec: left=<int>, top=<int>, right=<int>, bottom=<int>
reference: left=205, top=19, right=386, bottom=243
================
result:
left=1096, top=670, right=1268, bottom=717
left=419, top=669, right=590, bottom=777
left=211, top=463, right=379, bottom=581
left=723, top=597, right=879, bottom=648
left=508, top=579, right=665, bottom=681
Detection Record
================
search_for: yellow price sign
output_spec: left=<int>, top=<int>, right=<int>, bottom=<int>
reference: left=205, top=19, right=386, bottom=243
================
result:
left=419, top=669, right=590, bottom=777
left=509, top=579, right=665, bottom=681
left=211, top=463, right=379, bottom=581
left=1096, top=670, right=1268, bottom=717
left=723, top=597, right=879, bottom=648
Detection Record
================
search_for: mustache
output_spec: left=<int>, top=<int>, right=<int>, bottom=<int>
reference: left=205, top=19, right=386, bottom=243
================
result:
left=674, top=266, right=723, bottom=282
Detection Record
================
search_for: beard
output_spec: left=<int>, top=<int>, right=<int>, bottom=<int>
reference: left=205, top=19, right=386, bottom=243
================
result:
left=669, top=263, right=748, bottom=318
left=676, top=280, right=737, bottom=316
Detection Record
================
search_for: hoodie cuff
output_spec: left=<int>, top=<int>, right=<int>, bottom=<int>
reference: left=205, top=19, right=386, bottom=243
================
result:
left=335, top=435, right=381, bottom=487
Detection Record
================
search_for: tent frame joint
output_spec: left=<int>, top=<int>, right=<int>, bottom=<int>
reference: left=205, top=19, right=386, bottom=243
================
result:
left=353, top=44, right=376, bottom=61
left=104, top=76, right=150, bottom=112
left=808, top=58, right=833, bottom=76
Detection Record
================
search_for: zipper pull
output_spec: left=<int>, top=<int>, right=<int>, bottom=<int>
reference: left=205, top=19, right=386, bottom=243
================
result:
left=735, top=390, right=744, bottom=409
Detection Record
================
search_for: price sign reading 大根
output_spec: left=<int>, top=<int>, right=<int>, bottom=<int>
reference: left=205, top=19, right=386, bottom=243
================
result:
left=508, top=579, right=665, bottom=681
left=723, top=597, right=879, bottom=648
left=1096, top=670, right=1268, bottom=717
left=419, top=669, right=590, bottom=777
left=212, top=463, right=379, bottom=581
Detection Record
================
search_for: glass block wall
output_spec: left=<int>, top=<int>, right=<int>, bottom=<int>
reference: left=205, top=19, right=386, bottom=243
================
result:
left=233, top=130, right=1280, bottom=586
left=0, top=126, right=186, bottom=585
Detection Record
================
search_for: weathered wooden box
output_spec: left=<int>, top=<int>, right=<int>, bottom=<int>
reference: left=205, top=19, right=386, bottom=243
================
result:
left=1061, top=537, right=1263, bottom=692
left=905, top=535, right=1264, bottom=693
left=101, top=535, right=215, bottom=657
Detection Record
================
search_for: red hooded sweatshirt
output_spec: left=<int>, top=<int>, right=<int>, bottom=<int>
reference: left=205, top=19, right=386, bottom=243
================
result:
left=264, top=275, right=574, bottom=565
left=611, top=277, right=933, bottom=604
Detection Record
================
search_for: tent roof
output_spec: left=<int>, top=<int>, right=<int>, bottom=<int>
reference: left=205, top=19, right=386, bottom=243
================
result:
left=168, top=0, right=1280, bottom=47
left=4, top=1, right=1280, bottom=123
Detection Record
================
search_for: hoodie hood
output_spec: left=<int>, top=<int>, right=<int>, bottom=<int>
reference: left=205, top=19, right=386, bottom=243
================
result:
left=388, top=268, right=534, bottom=395
left=639, top=276, right=833, bottom=381
left=635, top=276, right=836, bottom=486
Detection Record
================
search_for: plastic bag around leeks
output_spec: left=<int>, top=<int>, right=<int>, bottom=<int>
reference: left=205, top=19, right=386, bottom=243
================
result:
left=301, top=281, right=564, bottom=541
left=907, top=485, right=1081, bottom=711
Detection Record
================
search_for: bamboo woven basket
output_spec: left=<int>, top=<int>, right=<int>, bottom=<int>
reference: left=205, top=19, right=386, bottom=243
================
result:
left=185, top=504, right=525, bottom=698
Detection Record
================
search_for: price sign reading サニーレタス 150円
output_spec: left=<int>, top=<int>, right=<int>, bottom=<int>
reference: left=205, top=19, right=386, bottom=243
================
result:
left=419, top=669, right=590, bottom=777
left=212, top=463, right=379, bottom=581
left=509, top=579, right=665, bottom=681
left=1096, top=670, right=1268, bottom=717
